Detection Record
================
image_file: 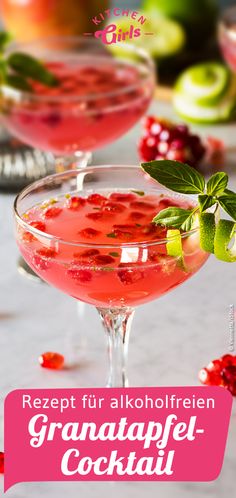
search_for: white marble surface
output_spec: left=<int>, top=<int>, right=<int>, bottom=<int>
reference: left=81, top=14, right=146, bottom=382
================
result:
left=0, top=100, right=236, bottom=497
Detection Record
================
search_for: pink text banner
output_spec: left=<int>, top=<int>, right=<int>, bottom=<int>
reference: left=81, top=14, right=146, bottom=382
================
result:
left=4, top=386, right=232, bottom=491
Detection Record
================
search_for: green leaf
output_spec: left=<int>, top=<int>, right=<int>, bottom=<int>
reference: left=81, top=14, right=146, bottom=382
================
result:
left=5, top=73, right=32, bottom=91
left=141, top=160, right=205, bottom=194
left=153, top=207, right=194, bottom=229
left=181, top=213, right=196, bottom=232
left=7, top=52, right=59, bottom=87
left=198, top=194, right=216, bottom=212
left=207, top=172, right=228, bottom=196
left=131, top=190, right=145, bottom=196
left=0, top=58, right=7, bottom=82
left=224, top=188, right=236, bottom=196
left=0, top=31, right=12, bottom=53
left=106, top=232, right=117, bottom=238
left=218, top=194, right=236, bottom=221
left=109, top=252, right=119, bottom=257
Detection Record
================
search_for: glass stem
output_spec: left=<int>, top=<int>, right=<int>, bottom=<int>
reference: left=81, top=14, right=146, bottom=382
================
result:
left=97, top=307, right=135, bottom=388
left=54, top=151, right=92, bottom=172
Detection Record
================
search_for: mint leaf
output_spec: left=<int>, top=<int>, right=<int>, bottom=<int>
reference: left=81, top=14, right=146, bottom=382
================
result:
left=0, top=59, right=7, bottom=81
left=198, top=194, right=216, bottom=212
left=207, top=172, right=228, bottom=196
left=7, top=52, right=59, bottom=87
left=0, top=32, right=12, bottom=53
left=181, top=213, right=196, bottom=232
left=224, top=188, right=236, bottom=196
left=141, top=160, right=205, bottom=194
left=218, top=194, right=236, bottom=221
left=106, top=232, right=117, bottom=238
left=5, top=73, right=32, bottom=91
left=153, top=207, right=194, bottom=229
left=131, top=190, right=145, bottom=196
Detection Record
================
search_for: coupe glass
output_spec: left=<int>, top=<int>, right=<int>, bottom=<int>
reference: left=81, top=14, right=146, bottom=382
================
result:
left=14, top=165, right=209, bottom=387
left=0, top=36, right=155, bottom=169
left=218, top=6, right=236, bottom=72
left=1, top=36, right=155, bottom=279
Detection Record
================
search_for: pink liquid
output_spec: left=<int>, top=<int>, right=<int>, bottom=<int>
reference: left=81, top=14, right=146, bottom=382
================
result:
left=219, top=23, right=236, bottom=72
left=17, top=191, right=208, bottom=308
left=2, top=57, right=154, bottom=154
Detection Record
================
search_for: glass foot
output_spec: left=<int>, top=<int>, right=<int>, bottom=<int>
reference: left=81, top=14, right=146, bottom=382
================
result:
left=17, top=257, right=44, bottom=283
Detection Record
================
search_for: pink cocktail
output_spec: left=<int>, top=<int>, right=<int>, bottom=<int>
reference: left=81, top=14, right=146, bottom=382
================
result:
left=1, top=37, right=155, bottom=162
left=14, top=166, right=209, bottom=386
left=219, top=6, right=236, bottom=72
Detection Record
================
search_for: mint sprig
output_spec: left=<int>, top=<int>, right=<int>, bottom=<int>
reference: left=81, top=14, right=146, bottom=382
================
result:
left=0, top=30, right=59, bottom=91
left=142, top=159, right=205, bottom=194
left=141, top=160, right=236, bottom=231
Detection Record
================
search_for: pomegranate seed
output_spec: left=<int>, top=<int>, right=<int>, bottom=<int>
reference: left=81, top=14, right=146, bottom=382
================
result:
left=199, top=367, right=221, bottom=386
left=78, top=228, right=101, bottom=238
left=36, top=247, right=57, bottom=258
left=113, top=224, right=137, bottom=231
left=158, top=141, right=169, bottom=155
left=170, top=139, right=186, bottom=150
left=87, top=193, right=107, bottom=205
left=207, top=359, right=222, bottom=374
left=73, top=249, right=100, bottom=261
left=39, top=352, right=64, bottom=370
left=150, top=122, right=164, bottom=136
left=149, top=251, right=166, bottom=262
left=41, top=112, right=61, bottom=127
left=67, top=268, right=92, bottom=282
left=159, top=129, right=172, bottom=142
left=158, top=198, right=175, bottom=210
left=93, top=255, right=115, bottom=265
left=221, top=354, right=235, bottom=366
left=138, top=136, right=156, bottom=161
left=175, top=124, right=189, bottom=135
left=108, top=229, right=133, bottom=240
left=129, top=211, right=146, bottom=220
left=117, top=264, right=144, bottom=285
left=86, top=212, right=104, bottom=221
left=130, top=201, right=155, bottom=211
left=103, top=201, right=126, bottom=213
left=166, top=149, right=186, bottom=162
left=198, top=368, right=211, bottom=385
left=22, top=220, right=46, bottom=242
left=221, top=365, right=236, bottom=385
left=44, top=207, right=62, bottom=219
left=142, top=115, right=156, bottom=130
left=67, top=196, right=86, bottom=209
left=141, top=223, right=157, bottom=235
left=109, top=193, right=136, bottom=202
left=30, top=221, right=46, bottom=231
left=228, top=382, right=236, bottom=396
left=0, top=452, right=4, bottom=474
left=32, top=254, right=52, bottom=271
left=143, top=224, right=166, bottom=238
